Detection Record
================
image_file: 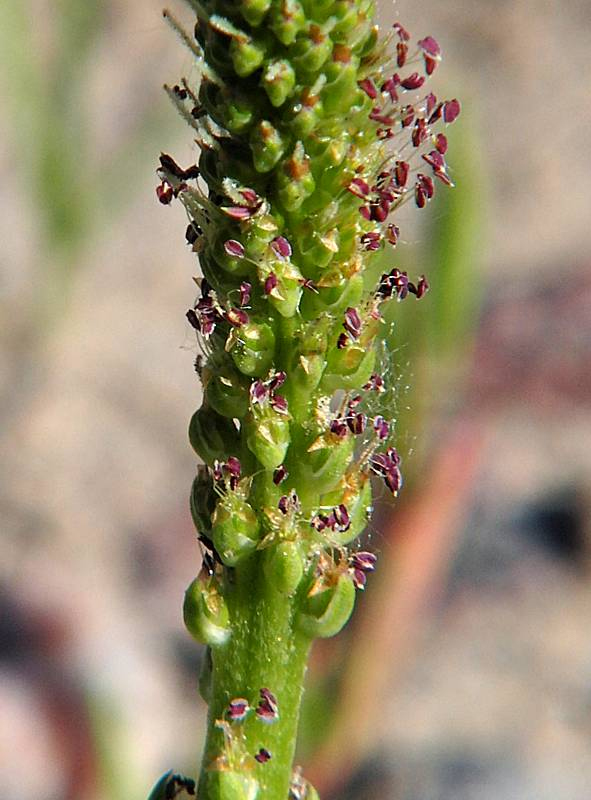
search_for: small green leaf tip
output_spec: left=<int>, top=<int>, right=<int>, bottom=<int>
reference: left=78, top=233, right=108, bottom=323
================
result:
left=158, top=2, right=460, bottom=797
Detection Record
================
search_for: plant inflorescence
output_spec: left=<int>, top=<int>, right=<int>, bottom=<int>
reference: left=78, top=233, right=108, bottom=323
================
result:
left=153, top=2, right=460, bottom=798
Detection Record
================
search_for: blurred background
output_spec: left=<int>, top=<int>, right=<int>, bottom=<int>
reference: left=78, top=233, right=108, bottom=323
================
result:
left=1, top=1, right=590, bottom=798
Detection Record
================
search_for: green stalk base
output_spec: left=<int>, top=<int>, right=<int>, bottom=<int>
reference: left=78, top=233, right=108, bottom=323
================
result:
left=198, top=555, right=311, bottom=800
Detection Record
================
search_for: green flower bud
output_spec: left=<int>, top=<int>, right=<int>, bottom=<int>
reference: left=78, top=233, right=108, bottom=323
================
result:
left=238, top=0, right=272, bottom=27
left=205, top=364, right=250, bottom=418
left=211, top=494, right=261, bottom=566
left=230, top=35, right=267, bottom=77
left=189, top=407, right=241, bottom=466
left=283, top=91, right=324, bottom=139
left=261, top=59, right=296, bottom=108
left=230, top=321, right=276, bottom=377
left=250, top=121, right=285, bottom=173
left=206, top=770, right=258, bottom=800
left=322, top=345, right=376, bottom=392
left=264, top=540, right=304, bottom=594
left=331, top=0, right=361, bottom=42
left=184, top=578, right=231, bottom=646
left=289, top=25, right=333, bottom=78
left=321, top=48, right=362, bottom=115
left=275, top=142, right=315, bottom=211
left=268, top=0, right=306, bottom=45
left=190, top=468, right=216, bottom=534
left=245, top=409, right=290, bottom=469
left=297, top=573, right=356, bottom=639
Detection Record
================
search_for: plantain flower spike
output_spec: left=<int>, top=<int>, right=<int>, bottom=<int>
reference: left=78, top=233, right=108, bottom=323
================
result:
left=156, top=2, right=460, bottom=798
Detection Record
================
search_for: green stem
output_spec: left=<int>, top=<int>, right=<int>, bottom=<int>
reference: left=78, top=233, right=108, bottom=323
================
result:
left=199, top=555, right=311, bottom=800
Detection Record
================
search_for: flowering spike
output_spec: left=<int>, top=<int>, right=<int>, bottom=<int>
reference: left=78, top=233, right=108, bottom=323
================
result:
left=158, top=4, right=460, bottom=797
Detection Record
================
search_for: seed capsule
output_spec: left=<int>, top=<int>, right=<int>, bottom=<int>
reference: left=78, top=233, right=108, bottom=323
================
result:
left=183, top=578, right=231, bottom=646
left=211, top=495, right=261, bottom=566
left=322, top=346, right=376, bottom=393
left=297, top=573, right=356, bottom=639
left=190, top=469, right=216, bottom=534
left=189, top=407, right=242, bottom=466
left=231, top=322, right=276, bottom=377
left=290, top=431, right=354, bottom=496
left=264, top=541, right=304, bottom=595
left=245, top=410, right=290, bottom=469
left=205, top=367, right=250, bottom=419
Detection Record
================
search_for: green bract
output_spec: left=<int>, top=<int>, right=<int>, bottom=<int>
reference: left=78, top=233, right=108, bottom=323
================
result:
left=156, top=1, right=460, bottom=796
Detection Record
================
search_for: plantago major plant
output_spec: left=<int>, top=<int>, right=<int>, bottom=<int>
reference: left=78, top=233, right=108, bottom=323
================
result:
left=152, top=3, right=460, bottom=798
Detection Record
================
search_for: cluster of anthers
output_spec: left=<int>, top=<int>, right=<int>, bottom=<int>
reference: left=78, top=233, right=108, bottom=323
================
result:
left=352, top=23, right=459, bottom=233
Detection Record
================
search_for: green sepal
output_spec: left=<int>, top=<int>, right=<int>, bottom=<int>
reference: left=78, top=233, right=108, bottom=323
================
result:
left=190, top=468, right=217, bottom=534
left=189, top=407, right=241, bottom=466
left=184, top=578, right=231, bottom=646
left=263, top=540, right=304, bottom=595
left=245, top=410, right=290, bottom=469
left=250, top=121, right=285, bottom=173
left=297, top=573, right=356, bottom=638
left=205, top=770, right=258, bottom=800
left=281, top=321, right=329, bottom=420
left=211, top=495, right=261, bottom=566
left=230, top=321, right=276, bottom=377
left=261, top=59, right=296, bottom=107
